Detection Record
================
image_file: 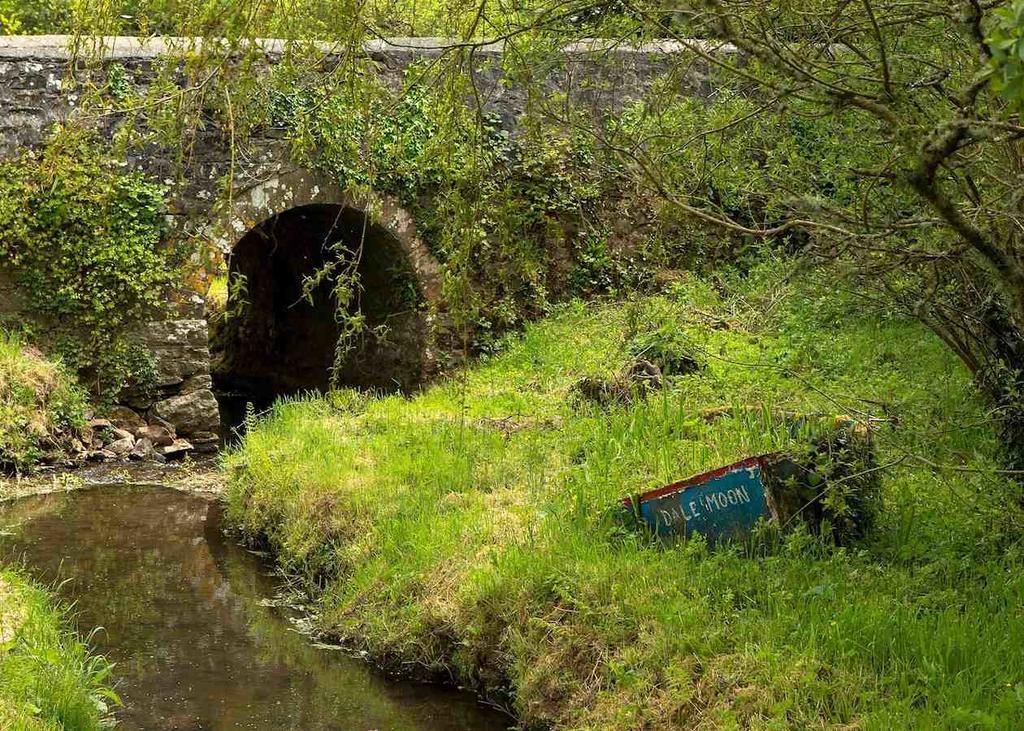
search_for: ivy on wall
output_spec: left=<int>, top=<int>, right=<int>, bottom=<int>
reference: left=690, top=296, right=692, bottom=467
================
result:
left=247, top=61, right=626, bottom=353
left=0, top=129, right=181, bottom=399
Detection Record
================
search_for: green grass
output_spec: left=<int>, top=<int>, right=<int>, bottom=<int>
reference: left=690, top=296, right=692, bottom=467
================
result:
left=0, top=331, right=87, bottom=473
left=0, top=335, right=110, bottom=728
left=0, top=567, right=117, bottom=730
left=225, top=264, right=1024, bottom=729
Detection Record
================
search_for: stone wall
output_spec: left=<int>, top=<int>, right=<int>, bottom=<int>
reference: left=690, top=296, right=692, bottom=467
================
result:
left=0, top=35, right=717, bottom=445
left=125, top=303, right=220, bottom=452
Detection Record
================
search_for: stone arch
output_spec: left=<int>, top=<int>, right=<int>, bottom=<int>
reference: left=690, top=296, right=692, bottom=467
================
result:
left=210, top=168, right=441, bottom=301
left=207, top=169, right=441, bottom=423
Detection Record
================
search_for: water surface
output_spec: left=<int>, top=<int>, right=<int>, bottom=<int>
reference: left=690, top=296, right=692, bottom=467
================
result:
left=0, top=486, right=509, bottom=731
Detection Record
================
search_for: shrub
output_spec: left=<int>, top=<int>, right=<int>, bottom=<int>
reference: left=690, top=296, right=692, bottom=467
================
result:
left=0, top=129, right=180, bottom=399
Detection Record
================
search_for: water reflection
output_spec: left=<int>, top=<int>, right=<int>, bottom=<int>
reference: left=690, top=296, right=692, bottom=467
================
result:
left=0, top=486, right=509, bottom=731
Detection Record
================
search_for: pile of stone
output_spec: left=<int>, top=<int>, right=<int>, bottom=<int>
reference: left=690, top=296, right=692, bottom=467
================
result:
left=78, top=405, right=217, bottom=463
left=571, top=358, right=668, bottom=407
left=117, top=317, right=221, bottom=449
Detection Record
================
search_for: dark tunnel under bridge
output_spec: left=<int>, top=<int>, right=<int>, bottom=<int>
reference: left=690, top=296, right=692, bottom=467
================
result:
left=209, top=203, right=428, bottom=426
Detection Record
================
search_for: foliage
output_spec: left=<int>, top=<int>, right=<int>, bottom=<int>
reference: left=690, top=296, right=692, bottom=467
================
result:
left=988, top=0, right=1024, bottom=112
left=0, top=130, right=180, bottom=399
left=0, top=330, right=87, bottom=473
left=205, top=274, right=229, bottom=315
left=14, top=0, right=623, bottom=38
left=432, top=0, right=1021, bottom=467
left=0, top=0, right=66, bottom=33
left=36, top=0, right=1024, bottom=387
left=226, top=264, right=1024, bottom=729
left=0, top=567, right=118, bottom=729
left=238, top=60, right=620, bottom=354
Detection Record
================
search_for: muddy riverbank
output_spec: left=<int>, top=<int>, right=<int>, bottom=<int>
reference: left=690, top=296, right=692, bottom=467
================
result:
left=0, top=457, right=225, bottom=503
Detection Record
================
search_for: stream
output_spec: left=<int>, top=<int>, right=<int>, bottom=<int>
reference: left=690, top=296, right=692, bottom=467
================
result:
left=0, top=485, right=511, bottom=730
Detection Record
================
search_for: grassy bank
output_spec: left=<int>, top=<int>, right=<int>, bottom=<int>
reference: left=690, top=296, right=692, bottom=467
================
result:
left=225, top=265, right=1024, bottom=729
left=0, top=334, right=116, bottom=728
left=0, top=331, right=86, bottom=473
left=0, top=567, right=116, bottom=729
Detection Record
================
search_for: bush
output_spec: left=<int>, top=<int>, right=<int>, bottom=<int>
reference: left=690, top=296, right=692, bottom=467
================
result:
left=0, top=129, right=180, bottom=399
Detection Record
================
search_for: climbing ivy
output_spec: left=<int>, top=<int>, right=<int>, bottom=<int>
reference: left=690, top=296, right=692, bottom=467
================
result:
left=0, top=129, right=181, bottom=398
left=257, top=61, right=621, bottom=353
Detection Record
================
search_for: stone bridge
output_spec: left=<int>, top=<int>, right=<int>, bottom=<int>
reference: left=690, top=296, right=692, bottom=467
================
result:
left=0, top=35, right=711, bottom=449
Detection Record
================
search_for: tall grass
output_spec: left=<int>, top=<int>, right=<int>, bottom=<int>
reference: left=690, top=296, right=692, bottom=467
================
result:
left=226, top=266, right=1024, bottom=728
left=0, top=330, right=87, bottom=473
left=0, top=567, right=118, bottom=729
